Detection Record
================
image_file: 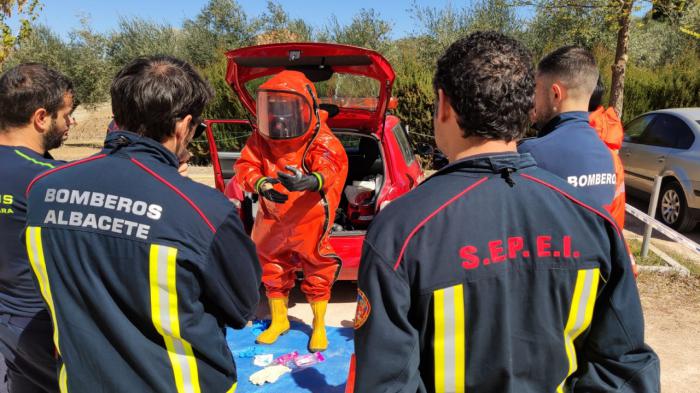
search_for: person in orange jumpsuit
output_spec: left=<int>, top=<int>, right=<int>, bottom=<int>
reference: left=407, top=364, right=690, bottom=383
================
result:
left=588, top=77, right=638, bottom=276
left=234, top=70, right=348, bottom=352
left=589, top=78, right=626, bottom=229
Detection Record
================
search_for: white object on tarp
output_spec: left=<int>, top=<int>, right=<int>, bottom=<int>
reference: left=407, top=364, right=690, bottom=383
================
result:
left=344, top=175, right=381, bottom=203
left=249, top=364, right=291, bottom=385
left=253, top=354, right=274, bottom=367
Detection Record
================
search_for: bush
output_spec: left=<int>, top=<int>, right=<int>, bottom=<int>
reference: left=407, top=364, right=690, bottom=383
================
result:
left=623, top=53, right=700, bottom=122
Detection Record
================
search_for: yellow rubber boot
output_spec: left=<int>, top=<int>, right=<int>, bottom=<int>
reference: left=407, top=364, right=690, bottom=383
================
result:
left=308, top=300, right=328, bottom=352
left=256, top=298, right=290, bottom=345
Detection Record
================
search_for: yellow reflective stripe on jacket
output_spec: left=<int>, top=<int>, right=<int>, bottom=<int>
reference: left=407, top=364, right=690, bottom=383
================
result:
left=226, top=382, right=237, bottom=392
left=433, top=284, right=466, bottom=393
left=26, top=226, right=67, bottom=392
left=14, top=149, right=55, bottom=168
left=149, top=244, right=202, bottom=393
left=59, top=364, right=68, bottom=393
left=557, top=268, right=600, bottom=393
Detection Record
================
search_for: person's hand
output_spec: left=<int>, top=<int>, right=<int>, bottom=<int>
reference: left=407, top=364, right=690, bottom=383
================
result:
left=249, top=364, right=291, bottom=385
left=177, top=148, right=192, bottom=177
left=277, top=165, right=321, bottom=192
left=178, top=162, right=189, bottom=177
left=257, top=178, right=288, bottom=204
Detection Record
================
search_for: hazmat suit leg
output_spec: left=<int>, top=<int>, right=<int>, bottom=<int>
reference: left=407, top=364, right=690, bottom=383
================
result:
left=300, top=246, right=340, bottom=353
left=259, top=250, right=297, bottom=299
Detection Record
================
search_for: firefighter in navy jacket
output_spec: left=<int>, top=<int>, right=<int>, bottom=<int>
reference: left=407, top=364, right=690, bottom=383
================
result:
left=352, top=32, right=659, bottom=393
left=0, top=63, right=75, bottom=393
left=24, top=56, right=261, bottom=392
left=519, top=46, right=616, bottom=211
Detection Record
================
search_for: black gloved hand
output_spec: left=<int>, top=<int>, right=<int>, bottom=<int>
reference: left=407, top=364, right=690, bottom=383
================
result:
left=277, top=166, right=322, bottom=192
left=257, top=178, right=288, bottom=204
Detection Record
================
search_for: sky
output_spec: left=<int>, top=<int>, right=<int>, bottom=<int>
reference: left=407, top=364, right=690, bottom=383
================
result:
left=6, top=0, right=529, bottom=40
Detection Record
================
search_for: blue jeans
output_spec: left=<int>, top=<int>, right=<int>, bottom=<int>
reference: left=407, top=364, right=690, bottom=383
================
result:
left=0, top=312, right=57, bottom=393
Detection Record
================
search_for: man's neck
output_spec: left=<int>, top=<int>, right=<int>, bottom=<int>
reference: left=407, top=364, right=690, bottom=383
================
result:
left=558, top=99, right=589, bottom=114
left=451, top=138, right=517, bottom=162
left=0, top=127, right=44, bottom=155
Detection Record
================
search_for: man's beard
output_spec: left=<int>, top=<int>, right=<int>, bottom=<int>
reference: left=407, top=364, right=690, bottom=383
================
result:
left=42, top=119, right=66, bottom=151
left=533, top=105, right=555, bottom=131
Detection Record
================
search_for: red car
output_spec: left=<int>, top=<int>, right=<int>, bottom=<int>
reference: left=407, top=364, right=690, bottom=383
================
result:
left=204, top=43, right=425, bottom=280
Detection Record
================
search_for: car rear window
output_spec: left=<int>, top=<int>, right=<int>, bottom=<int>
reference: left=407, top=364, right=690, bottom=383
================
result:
left=247, top=74, right=380, bottom=112
left=638, top=114, right=695, bottom=149
left=393, top=124, right=415, bottom=166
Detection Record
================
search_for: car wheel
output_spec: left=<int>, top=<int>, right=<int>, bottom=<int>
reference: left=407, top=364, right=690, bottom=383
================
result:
left=657, top=181, right=696, bottom=232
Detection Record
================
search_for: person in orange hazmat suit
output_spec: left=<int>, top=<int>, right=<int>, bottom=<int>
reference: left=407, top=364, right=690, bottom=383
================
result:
left=234, top=70, right=348, bottom=352
left=589, top=77, right=637, bottom=276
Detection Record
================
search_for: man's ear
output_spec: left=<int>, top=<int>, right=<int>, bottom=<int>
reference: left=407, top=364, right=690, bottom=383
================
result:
left=174, top=114, right=193, bottom=142
left=437, top=89, right=453, bottom=123
left=32, top=108, right=51, bottom=132
left=551, top=83, right=564, bottom=105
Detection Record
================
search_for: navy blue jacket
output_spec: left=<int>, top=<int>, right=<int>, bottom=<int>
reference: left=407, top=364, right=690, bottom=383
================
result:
left=25, top=132, right=261, bottom=392
left=353, top=153, right=659, bottom=393
left=0, top=145, right=60, bottom=319
left=519, top=112, right=616, bottom=210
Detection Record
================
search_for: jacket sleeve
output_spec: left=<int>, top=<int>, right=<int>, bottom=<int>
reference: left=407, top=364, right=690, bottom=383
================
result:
left=570, top=224, right=660, bottom=392
left=306, top=134, right=348, bottom=194
left=234, top=134, right=266, bottom=193
left=353, top=240, right=423, bottom=392
left=201, top=209, right=262, bottom=329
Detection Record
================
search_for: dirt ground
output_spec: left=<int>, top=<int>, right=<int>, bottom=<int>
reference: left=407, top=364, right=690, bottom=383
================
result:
left=48, top=105, right=700, bottom=392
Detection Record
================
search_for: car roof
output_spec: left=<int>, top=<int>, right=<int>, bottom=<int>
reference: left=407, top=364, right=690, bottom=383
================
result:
left=647, top=108, right=700, bottom=121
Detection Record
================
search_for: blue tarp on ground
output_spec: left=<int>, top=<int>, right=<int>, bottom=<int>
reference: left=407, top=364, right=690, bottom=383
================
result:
left=226, top=321, right=353, bottom=392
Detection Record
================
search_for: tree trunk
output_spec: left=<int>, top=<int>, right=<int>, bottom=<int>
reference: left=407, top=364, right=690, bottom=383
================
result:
left=609, top=0, right=634, bottom=117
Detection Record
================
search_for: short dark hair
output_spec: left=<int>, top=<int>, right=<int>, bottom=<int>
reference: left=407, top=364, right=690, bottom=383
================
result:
left=111, top=56, right=213, bottom=142
left=589, top=76, right=605, bottom=111
left=433, top=31, right=535, bottom=142
left=537, top=46, right=599, bottom=99
left=0, top=63, right=74, bottom=130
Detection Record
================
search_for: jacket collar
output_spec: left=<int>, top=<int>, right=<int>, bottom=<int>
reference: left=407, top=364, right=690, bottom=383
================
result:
left=433, top=152, right=536, bottom=177
left=538, top=111, right=590, bottom=138
left=103, top=130, right=179, bottom=168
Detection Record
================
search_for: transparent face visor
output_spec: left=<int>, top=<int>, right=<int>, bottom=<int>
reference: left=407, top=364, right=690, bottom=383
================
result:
left=257, top=91, right=312, bottom=139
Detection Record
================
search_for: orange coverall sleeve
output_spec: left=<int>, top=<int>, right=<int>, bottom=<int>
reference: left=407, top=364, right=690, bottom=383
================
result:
left=306, top=135, right=348, bottom=194
left=234, top=133, right=266, bottom=193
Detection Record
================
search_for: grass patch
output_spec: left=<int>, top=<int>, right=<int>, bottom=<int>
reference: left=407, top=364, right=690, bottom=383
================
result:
left=627, top=239, right=667, bottom=266
left=627, top=238, right=700, bottom=276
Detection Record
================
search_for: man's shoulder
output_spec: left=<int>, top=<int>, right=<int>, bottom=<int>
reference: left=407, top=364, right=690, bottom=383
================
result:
left=366, top=173, right=483, bottom=254
left=0, top=146, right=60, bottom=173
left=521, top=166, right=618, bottom=228
left=521, top=125, right=612, bottom=165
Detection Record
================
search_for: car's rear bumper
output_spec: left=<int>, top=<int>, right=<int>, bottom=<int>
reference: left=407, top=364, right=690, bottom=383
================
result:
left=330, top=233, right=364, bottom=281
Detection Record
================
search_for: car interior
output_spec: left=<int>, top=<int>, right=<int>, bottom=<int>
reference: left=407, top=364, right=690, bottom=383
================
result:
left=332, top=131, right=385, bottom=234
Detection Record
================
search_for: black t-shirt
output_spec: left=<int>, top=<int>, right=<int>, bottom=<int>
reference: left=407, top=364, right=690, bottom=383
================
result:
left=0, top=145, right=60, bottom=317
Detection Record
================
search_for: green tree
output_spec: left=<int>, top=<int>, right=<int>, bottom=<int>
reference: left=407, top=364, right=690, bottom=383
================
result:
left=1, top=24, right=67, bottom=71
left=65, top=18, right=114, bottom=105
left=520, top=0, right=616, bottom=59
left=107, top=17, right=184, bottom=68
left=0, top=0, right=40, bottom=64
left=254, top=1, right=313, bottom=44
left=319, top=8, right=392, bottom=51
left=410, top=0, right=522, bottom=62
left=181, top=0, right=255, bottom=66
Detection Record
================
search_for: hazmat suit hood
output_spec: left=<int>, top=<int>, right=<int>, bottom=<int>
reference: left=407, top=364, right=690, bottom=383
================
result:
left=256, top=70, right=324, bottom=153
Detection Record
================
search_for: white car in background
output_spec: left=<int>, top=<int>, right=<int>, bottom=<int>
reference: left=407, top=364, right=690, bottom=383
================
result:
left=621, top=108, right=700, bottom=231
